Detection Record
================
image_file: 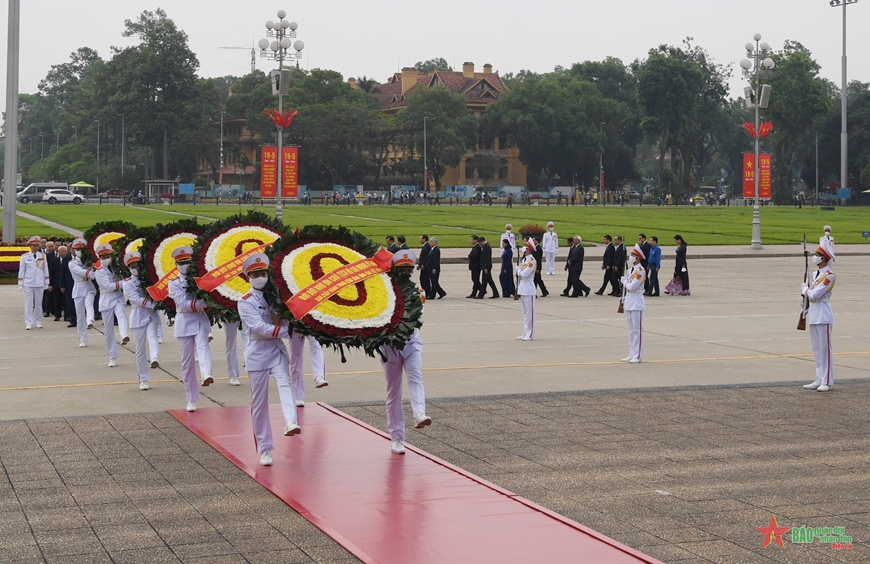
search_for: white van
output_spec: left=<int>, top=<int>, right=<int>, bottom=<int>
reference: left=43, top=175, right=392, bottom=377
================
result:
left=17, top=182, right=70, bottom=203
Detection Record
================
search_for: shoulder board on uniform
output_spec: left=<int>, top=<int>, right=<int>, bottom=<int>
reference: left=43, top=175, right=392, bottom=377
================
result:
left=241, top=293, right=252, bottom=300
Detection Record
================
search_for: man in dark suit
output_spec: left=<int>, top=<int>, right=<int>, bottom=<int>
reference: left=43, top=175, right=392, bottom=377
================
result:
left=610, top=235, right=626, bottom=296
left=60, top=245, right=77, bottom=326
left=397, top=235, right=409, bottom=250
left=385, top=236, right=399, bottom=253
left=466, top=235, right=482, bottom=298
left=424, top=237, right=447, bottom=299
left=638, top=233, right=652, bottom=295
left=43, top=242, right=57, bottom=318
left=562, top=236, right=589, bottom=297
left=532, top=236, right=548, bottom=297
left=417, top=235, right=431, bottom=298
left=478, top=236, right=499, bottom=299
left=48, top=245, right=66, bottom=321
left=596, top=235, right=615, bottom=295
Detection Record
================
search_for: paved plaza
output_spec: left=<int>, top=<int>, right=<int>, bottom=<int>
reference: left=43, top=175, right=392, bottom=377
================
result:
left=0, top=253, right=868, bottom=562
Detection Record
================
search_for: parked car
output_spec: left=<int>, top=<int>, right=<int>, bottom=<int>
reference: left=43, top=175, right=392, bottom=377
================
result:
left=17, top=182, right=69, bottom=203
left=100, top=189, right=131, bottom=197
left=44, top=189, right=83, bottom=205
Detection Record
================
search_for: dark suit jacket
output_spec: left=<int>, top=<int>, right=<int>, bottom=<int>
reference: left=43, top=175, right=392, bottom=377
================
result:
left=425, top=246, right=441, bottom=272
left=61, top=255, right=74, bottom=291
left=48, top=253, right=63, bottom=288
left=602, top=243, right=615, bottom=269
left=399, top=243, right=409, bottom=250
left=418, top=242, right=431, bottom=268
left=613, top=243, right=627, bottom=275
left=533, top=245, right=543, bottom=273
left=480, top=243, right=493, bottom=271
left=640, top=241, right=651, bottom=269
left=468, top=243, right=481, bottom=271
left=568, top=244, right=585, bottom=273
left=387, top=243, right=399, bottom=253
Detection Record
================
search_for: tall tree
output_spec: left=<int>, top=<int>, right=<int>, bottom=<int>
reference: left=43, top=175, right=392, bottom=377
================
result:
left=397, top=86, right=477, bottom=191
left=765, top=41, right=831, bottom=203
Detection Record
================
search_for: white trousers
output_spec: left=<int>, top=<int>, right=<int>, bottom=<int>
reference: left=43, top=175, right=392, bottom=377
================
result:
left=289, top=333, right=325, bottom=400
left=520, top=295, right=536, bottom=339
left=152, top=310, right=163, bottom=340
left=625, top=310, right=644, bottom=360
left=224, top=322, right=241, bottom=378
left=381, top=350, right=425, bottom=441
left=810, top=323, right=834, bottom=386
left=194, top=324, right=213, bottom=377
left=74, top=294, right=95, bottom=343
left=178, top=335, right=200, bottom=402
left=249, top=356, right=297, bottom=454
left=101, top=302, right=129, bottom=361
left=22, top=286, right=43, bottom=328
left=131, top=324, right=158, bottom=382
left=545, top=252, right=556, bottom=274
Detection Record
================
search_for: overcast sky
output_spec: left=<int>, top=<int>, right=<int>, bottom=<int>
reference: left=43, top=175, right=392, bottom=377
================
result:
left=1, top=0, right=868, bottom=118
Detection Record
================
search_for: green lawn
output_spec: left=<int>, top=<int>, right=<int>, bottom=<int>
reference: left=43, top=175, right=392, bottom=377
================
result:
left=0, top=215, right=56, bottom=238
left=13, top=202, right=870, bottom=247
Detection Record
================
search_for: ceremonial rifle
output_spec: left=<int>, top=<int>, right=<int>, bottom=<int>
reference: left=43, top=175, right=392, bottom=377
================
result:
left=797, top=233, right=809, bottom=331
left=617, top=252, right=628, bottom=314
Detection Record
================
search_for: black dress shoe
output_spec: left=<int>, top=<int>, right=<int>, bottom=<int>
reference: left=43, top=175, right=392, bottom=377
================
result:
left=67, top=322, right=76, bottom=327
left=475, top=295, right=484, bottom=299
left=585, top=289, right=590, bottom=297
left=436, top=294, right=446, bottom=299
left=489, top=295, right=499, bottom=299
left=560, top=292, right=569, bottom=297
left=53, top=317, right=61, bottom=321
left=466, top=294, right=476, bottom=299
left=541, top=292, right=549, bottom=297
left=594, top=290, right=604, bottom=295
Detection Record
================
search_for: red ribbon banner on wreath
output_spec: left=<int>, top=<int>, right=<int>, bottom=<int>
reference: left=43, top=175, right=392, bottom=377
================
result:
left=195, top=243, right=269, bottom=292
left=265, top=109, right=298, bottom=128
left=146, top=267, right=179, bottom=301
left=286, top=248, right=394, bottom=320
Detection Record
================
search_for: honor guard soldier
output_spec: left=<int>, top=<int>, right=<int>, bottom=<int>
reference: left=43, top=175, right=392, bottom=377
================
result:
left=94, top=243, right=130, bottom=367
left=68, top=238, right=97, bottom=345
left=168, top=246, right=214, bottom=412
left=516, top=241, right=537, bottom=341
left=620, top=244, right=646, bottom=364
left=543, top=222, right=559, bottom=275
left=122, top=252, right=160, bottom=390
left=500, top=224, right=517, bottom=258
left=18, top=236, right=49, bottom=330
left=802, top=242, right=836, bottom=392
left=380, top=249, right=431, bottom=455
left=820, top=225, right=835, bottom=256
left=237, top=253, right=300, bottom=466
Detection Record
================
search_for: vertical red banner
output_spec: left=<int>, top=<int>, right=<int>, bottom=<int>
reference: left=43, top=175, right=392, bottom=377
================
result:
left=282, top=146, right=298, bottom=198
left=743, top=153, right=755, bottom=198
left=759, top=153, right=772, bottom=199
left=260, top=146, right=278, bottom=198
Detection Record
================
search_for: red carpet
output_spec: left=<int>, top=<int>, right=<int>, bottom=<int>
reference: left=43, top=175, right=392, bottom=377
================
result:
left=170, top=403, right=663, bottom=564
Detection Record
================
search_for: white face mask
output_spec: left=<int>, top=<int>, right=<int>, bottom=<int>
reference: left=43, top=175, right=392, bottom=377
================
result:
left=250, top=277, right=268, bottom=290
left=99, top=257, right=111, bottom=267
left=177, top=264, right=190, bottom=275
left=129, top=268, right=138, bottom=278
left=74, top=250, right=82, bottom=258
left=548, top=227, right=553, bottom=232
left=812, top=255, right=823, bottom=266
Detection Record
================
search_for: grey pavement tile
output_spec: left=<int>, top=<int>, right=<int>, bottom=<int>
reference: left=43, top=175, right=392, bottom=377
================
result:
left=135, top=500, right=202, bottom=524
left=171, top=540, right=238, bottom=560
left=182, top=555, right=248, bottom=564
left=69, top=483, right=129, bottom=505
left=44, top=551, right=114, bottom=564
left=240, top=549, right=314, bottom=563
left=109, top=547, right=183, bottom=564
left=80, top=502, right=148, bottom=526
left=296, top=543, right=357, bottom=561
left=153, top=519, right=226, bottom=547
left=23, top=506, right=88, bottom=530
left=94, top=523, right=166, bottom=551
left=36, top=530, right=105, bottom=559
left=0, top=546, right=43, bottom=562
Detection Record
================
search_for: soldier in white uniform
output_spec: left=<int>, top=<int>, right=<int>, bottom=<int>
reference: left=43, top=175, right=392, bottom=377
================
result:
left=380, top=250, right=431, bottom=454
left=223, top=321, right=244, bottom=386
left=94, top=243, right=130, bottom=367
left=17, top=236, right=49, bottom=330
left=542, top=222, right=559, bottom=275
left=122, top=252, right=160, bottom=390
left=516, top=241, right=537, bottom=341
left=289, top=334, right=327, bottom=407
left=237, top=253, right=300, bottom=466
left=68, top=238, right=97, bottom=346
left=168, top=246, right=214, bottom=412
left=802, top=242, right=836, bottom=392
left=820, top=225, right=835, bottom=256
left=500, top=224, right=517, bottom=258
left=620, top=244, right=646, bottom=364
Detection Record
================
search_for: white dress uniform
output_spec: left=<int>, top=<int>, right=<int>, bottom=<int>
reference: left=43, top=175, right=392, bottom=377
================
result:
left=95, top=259, right=130, bottom=362
left=621, top=255, right=646, bottom=363
left=223, top=320, right=245, bottom=383
left=17, top=248, right=49, bottom=329
left=516, top=252, right=537, bottom=340
left=289, top=334, right=326, bottom=403
left=68, top=249, right=96, bottom=344
left=500, top=228, right=517, bottom=257
left=381, top=329, right=426, bottom=443
left=237, top=258, right=299, bottom=457
left=123, top=274, right=159, bottom=384
left=543, top=228, right=559, bottom=275
left=820, top=227, right=835, bottom=256
left=803, top=256, right=836, bottom=390
left=169, top=275, right=213, bottom=402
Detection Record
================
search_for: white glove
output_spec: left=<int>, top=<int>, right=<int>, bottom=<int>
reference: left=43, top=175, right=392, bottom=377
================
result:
left=801, top=283, right=808, bottom=294
left=18, top=286, right=23, bottom=293
left=44, top=285, right=49, bottom=290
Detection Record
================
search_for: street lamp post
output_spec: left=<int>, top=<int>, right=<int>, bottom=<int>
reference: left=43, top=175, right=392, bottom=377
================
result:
left=219, top=111, right=225, bottom=203
left=94, top=119, right=100, bottom=193
left=830, top=0, right=858, bottom=201
left=40, top=134, right=43, bottom=160
left=120, top=115, right=125, bottom=191
left=599, top=122, right=605, bottom=206
left=258, top=9, right=304, bottom=223
left=739, top=34, right=775, bottom=250
left=423, top=117, right=428, bottom=193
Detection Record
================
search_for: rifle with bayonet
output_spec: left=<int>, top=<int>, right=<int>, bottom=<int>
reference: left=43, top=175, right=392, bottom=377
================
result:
left=797, top=233, right=809, bottom=331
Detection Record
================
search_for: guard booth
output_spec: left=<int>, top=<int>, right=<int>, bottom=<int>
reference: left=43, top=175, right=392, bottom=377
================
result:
left=141, top=180, right=180, bottom=204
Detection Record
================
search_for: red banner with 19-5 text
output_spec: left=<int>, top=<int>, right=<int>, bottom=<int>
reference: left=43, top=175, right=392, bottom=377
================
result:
left=260, top=146, right=278, bottom=198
